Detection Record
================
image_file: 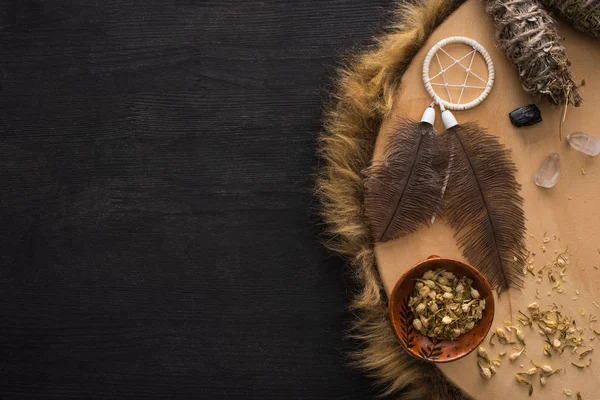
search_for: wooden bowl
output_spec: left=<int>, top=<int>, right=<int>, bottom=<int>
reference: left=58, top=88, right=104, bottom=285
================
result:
left=389, top=256, right=495, bottom=363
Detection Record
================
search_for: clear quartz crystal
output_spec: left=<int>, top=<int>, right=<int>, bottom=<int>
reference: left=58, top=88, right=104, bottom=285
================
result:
left=534, top=153, right=560, bottom=188
left=567, top=131, right=600, bottom=156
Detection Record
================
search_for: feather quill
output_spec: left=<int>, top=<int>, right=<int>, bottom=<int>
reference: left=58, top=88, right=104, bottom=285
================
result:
left=364, top=118, right=445, bottom=242
left=442, top=123, right=526, bottom=293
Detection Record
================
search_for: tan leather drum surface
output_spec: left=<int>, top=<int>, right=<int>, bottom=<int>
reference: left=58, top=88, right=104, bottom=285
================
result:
left=373, top=1, right=600, bottom=398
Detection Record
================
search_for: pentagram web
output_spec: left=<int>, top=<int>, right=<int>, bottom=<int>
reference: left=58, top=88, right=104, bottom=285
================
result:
left=423, top=36, right=495, bottom=111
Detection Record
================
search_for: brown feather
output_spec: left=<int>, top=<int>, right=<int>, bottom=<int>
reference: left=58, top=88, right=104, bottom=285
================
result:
left=443, top=123, right=526, bottom=293
left=364, top=119, right=445, bottom=242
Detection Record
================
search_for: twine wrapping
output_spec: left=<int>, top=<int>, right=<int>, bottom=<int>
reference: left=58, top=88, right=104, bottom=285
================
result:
left=540, top=0, right=600, bottom=38
left=485, top=0, right=582, bottom=107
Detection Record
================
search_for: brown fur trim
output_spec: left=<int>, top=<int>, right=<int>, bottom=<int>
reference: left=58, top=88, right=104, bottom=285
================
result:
left=316, top=1, right=472, bottom=398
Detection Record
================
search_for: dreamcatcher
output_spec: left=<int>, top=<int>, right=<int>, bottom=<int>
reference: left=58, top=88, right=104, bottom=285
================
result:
left=364, top=37, right=527, bottom=294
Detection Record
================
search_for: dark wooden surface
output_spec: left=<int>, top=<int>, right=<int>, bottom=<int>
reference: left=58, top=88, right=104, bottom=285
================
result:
left=0, top=1, right=392, bottom=398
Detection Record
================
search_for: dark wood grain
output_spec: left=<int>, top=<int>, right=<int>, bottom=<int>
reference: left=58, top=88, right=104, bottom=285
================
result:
left=0, top=0, right=392, bottom=398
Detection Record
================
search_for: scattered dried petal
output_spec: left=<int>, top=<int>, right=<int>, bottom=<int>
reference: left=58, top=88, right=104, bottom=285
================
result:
left=579, top=349, right=593, bottom=359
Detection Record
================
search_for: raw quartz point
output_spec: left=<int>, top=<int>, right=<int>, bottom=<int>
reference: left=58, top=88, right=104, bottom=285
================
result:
left=535, top=153, right=560, bottom=188
left=509, top=104, right=542, bottom=127
left=567, top=131, right=600, bottom=156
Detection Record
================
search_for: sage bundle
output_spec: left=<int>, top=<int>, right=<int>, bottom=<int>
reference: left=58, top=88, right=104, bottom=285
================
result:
left=540, top=0, right=600, bottom=38
left=485, top=0, right=583, bottom=106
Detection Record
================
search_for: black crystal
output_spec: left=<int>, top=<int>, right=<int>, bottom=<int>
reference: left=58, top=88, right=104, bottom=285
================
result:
left=509, top=104, right=542, bottom=127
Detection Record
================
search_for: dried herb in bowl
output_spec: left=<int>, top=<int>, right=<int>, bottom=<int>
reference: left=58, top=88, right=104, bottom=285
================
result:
left=408, top=268, right=486, bottom=341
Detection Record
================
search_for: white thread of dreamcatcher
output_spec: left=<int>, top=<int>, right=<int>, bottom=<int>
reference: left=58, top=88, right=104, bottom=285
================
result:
left=422, top=36, right=495, bottom=111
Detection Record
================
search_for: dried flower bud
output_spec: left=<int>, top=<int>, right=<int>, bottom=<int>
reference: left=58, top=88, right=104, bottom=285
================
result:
left=471, top=288, right=480, bottom=299
left=437, top=276, right=449, bottom=285
left=528, top=302, right=539, bottom=310
left=478, top=346, right=490, bottom=361
left=415, top=282, right=424, bottom=290
left=465, top=321, right=475, bottom=331
left=489, top=365, right=497, bottom=375
left=543, top=319, right=557, bottom=328
left=516, top=328, right=525, bottom=343
left=440, top=285, right=453, bottom=293
left=553, top=339, right=561, bottom=349
left=540, top=376, right=546, bottom=387
left=451, top=328, right=461, bottom=338
left=442, top=271, right=455, bottom=280
left=423, top=270, right=435, bottom=280
left=541, top=326, right=553, bottom=334
left=442, top=316, right=453, bottom=325
left=419, top=286, right=431, bottom=297
left=523, top=367, right=538, bottom=375
left=420, top=316, right=429, bottom=328
left=480, top=367, right=492, bottom=379
left=415, top=303, right=426, bottom=314
left=429, top=302, right=438, bottom=312
left=541, top=365, right=553, bottom=373
left=413, top=319, right=423, bottom=331
left=455, top=283, right=464, bottom=293
left=443, top=292, right=454, bottom=300
left=496, top=328, right=508, bottom=340
left=424, top=279, right=436, bottom=289
left=510, top=347, right=525, bottom=362
left=478, top=361, right=492, bottom=379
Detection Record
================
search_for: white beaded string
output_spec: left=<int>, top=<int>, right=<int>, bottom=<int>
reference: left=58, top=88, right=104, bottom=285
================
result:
left=422, top=36, right=494, bottom=111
